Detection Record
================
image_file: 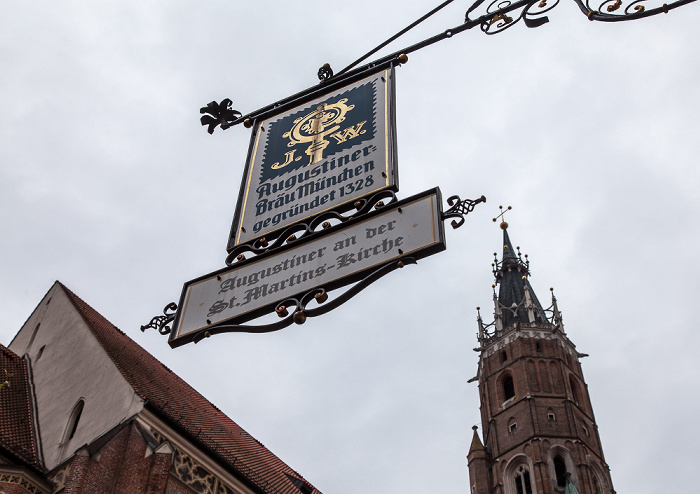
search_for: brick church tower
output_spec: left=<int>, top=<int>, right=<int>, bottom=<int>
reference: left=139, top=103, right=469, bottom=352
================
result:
left=467, top=220, right=615, bottom=494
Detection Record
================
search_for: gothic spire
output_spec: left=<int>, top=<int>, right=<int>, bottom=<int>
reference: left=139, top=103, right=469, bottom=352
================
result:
left=492, top=219, right=546, bottom=327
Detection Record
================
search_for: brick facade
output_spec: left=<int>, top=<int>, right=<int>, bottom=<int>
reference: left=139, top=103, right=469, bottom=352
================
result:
left=57, top=423, right=172, bottom=494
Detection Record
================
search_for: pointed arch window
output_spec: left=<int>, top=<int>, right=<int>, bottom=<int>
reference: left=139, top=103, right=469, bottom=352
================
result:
left=503, top=375, right=515, bottom=402
left=593, top=475, right=602, bottom=494
left=64, top=399, right=85, bottom=443
left=514, top=465, right=533, bottom=494
left=505, top=456, right=535, bottom=494
left=587, top=461, right=607, bottom=494
left=549, top=447, right=578, bottom=493
left=554, top=455, right=567, bottom=488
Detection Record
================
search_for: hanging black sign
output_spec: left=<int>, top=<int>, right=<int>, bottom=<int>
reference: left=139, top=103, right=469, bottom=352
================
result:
left=228, top=67, right=398, bottom=250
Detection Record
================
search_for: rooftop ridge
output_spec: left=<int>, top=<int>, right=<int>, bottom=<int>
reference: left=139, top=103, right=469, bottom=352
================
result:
left=57, top=282, right=321, bottom=494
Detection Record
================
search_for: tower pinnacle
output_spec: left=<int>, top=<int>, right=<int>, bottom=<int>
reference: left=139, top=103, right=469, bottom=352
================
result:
left=491, top=217, right=546, bottom=328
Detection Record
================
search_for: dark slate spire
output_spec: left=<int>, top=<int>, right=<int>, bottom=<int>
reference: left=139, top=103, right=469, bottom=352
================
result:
left=492, top=223, right=547, bottom=328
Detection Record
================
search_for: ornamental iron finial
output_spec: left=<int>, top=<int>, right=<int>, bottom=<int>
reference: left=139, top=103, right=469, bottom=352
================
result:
left=141, top=302, right=178, bottom=335
left=199, top=99, right=242, bottom=134
left=443, top=195, right=487, bottom=229
left=317, top=63, right=334, bottom=82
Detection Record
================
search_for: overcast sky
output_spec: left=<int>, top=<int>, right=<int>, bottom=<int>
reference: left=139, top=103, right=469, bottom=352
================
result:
left=2, top=1, right=699, bottom=493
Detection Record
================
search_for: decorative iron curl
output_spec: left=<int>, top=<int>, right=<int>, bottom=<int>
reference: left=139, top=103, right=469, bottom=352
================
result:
left=578, top=0, right=692, bottom=19
left=191, top=257, right=417, bottom=343
left=470, top=0, right=559, bottom=34
left=225, top=189, right=398, bottom=266
left=442, top=194, right=487, bottom=229
left=200, top=99, right=242, bottom=134
left=141, top=302, right=178, bottom=335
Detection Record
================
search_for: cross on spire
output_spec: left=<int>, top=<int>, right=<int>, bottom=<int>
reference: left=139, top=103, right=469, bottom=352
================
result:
left=492, top=205, right=512, bottom=230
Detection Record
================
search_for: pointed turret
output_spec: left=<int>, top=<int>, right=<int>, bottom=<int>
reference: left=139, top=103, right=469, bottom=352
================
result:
left=467, top=426, right=491, bottom=494
left=468, top=426, right=486, bottom=455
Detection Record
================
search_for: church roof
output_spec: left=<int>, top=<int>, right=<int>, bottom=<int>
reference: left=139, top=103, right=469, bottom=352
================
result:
left=58, top=282, right=320, bottom=494
left=0, top=344, right=43, bottom=471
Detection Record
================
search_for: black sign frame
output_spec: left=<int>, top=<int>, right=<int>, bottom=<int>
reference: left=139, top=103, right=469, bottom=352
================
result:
left=227, top=63, right=400, bottom=252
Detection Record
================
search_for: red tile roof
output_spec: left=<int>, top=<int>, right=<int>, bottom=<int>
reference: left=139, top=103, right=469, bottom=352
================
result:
left=0, top=344, right=42, bottom=471
left=59, top=283, right=320, bottom=494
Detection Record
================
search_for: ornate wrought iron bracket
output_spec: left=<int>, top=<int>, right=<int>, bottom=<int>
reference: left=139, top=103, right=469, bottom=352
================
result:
left=141, top=302, right=178, bottom=335
left=199, top=0, right=696, bottom=134
left=442, top=195, right=487, bottom=229
left=225, top=189, right=398, bottom=266
left=189, top=257, right=417, bottom=343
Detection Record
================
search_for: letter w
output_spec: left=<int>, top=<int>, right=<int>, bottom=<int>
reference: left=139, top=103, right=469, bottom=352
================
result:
left=330, top=121, right=367, bottom=144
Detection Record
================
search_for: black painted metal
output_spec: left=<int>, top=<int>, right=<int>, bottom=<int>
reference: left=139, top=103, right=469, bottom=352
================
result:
left=442, top=195, right=487, bottom=229
left=200, top=0, right=696, bottom=135
left=141, top=302, right=178, bottom=335
left=224, top=189, right=398, bottom=266
left=333, top=0, right=458, bottom=80
left=166, top=187, right=448, bottom=347
left=199, top=99, right=242, bottom=135
left=190, top=257, right=417, bottom=342
left=201, top=59, right=400, bottom=134
left=317, top=63, right=334, bottom=82
left=146, top=189, right=485, bottom=344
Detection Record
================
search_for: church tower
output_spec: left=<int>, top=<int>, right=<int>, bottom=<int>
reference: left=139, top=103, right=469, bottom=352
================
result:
left=467, top=218, right=614, bottom=494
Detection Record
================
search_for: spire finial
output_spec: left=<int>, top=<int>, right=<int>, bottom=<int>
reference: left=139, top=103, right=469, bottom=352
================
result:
left=492, top=205, right=512, bottom=230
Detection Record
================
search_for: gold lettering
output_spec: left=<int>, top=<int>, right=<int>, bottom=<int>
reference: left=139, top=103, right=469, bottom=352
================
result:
left=271, top=149, right=301, bottom=170
left=330, top=121, right=367, bottom=144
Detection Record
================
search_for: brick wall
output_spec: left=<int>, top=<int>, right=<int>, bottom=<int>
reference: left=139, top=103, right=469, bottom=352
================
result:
left=61, top=422, right=174, bottom=494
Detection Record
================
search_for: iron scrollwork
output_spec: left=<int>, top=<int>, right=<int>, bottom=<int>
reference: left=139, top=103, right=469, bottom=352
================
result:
left=141, top=302, right=178, bottom=335
left=575, top=0, right=694, bottom=19
left=225, top=189, right=398, bottom=266
left=191, top=257, right=416, bottom=343
left=442, top=194, right=487, bottom=229
left=466, top=0, right=696, bottom=27
left=465, top=0, right=561, bottom=33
